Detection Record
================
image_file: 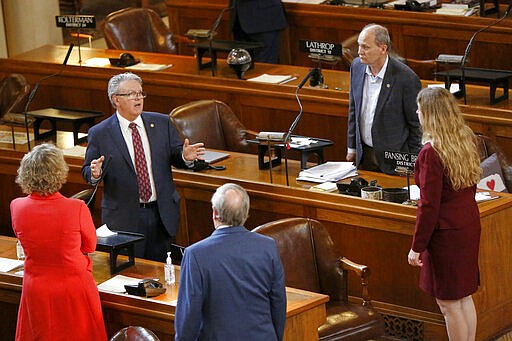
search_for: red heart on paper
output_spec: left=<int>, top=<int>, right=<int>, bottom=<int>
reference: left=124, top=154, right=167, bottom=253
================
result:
left=486, top=179, right=495, bottom=191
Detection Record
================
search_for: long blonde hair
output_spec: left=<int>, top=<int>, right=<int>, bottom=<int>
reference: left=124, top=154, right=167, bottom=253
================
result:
left=417, top=87, right=481, bottom=190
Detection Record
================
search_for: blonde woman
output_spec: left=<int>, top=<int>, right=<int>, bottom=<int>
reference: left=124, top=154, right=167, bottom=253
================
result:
left=408, top=87, right=482, bottom=341
left=11, top=144, right=107, bottom=341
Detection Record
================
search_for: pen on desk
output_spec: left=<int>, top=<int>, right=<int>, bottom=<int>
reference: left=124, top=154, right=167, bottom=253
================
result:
left=279, top=76, right=297, bottom=85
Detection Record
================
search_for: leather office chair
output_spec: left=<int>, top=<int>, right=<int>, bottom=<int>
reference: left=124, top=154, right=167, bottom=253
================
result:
left=0, top=74, right=31, bottom=149
left=341, top=34, right=437, bottom=80
left=253, top=217, right=385, bottom=340
left=70, top=188, right=95, bottom=216
left=103, top=7, right=180, bottom=54
left=475, top=133, right=512, bottom=192
left=169, top=100, right=255, bottom=153
left=110, top=326, right=160, bottom=341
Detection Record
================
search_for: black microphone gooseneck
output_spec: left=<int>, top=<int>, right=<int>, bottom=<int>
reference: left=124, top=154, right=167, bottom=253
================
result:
left=22, top=43, right=74, bottom=150
left=283, top=68, right=315, bottom=186
left=460, top=4, right=511, bottom=104
left=86, top=155, right=112, bottom=207
left=208, top=6, right=234, bottom=76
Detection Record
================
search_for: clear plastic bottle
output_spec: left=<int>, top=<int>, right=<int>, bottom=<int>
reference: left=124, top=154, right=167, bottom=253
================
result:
left=16, top=239, right=25, bottom=260
left=164, top=251, right=175, bottom=285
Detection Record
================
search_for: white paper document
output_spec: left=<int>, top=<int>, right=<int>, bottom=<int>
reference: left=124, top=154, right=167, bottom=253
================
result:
left=0, top=257, right=24, bottom=272
left=247, top=74, right=296, bottom=84
left=407, top=185, right=500, bottom=203
left=96, top=224, right=118, bottom=237
left=297, top=162, right=357, bottom=183
left=97, top=275, right=142, bottom=293
left=62, top=145, right=86, bottom=157
left=126, top=63, right=173, bottom=71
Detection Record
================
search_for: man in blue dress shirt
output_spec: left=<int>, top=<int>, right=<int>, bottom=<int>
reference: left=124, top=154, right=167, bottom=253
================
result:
left=174, top=183, right=287, bottom=341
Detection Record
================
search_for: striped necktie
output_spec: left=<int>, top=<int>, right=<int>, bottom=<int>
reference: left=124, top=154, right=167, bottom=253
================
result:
left=129, top=122, right=152, bottom=202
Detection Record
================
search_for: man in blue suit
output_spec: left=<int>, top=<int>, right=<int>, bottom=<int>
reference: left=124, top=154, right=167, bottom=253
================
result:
left=82, top=72, right=204, bottom=262
left=175, top=183, right=286, bottom=341
left=230, top=0, right=288, bottom=63
left=346, top=24, right=422, bottom=174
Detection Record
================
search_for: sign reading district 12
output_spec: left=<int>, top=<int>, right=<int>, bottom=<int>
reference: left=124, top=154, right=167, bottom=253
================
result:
left=55, top=15, right=96, bottom=29
left=383, top=151, right=417, bottom=172
left=299, top=40, right=342, bottom=57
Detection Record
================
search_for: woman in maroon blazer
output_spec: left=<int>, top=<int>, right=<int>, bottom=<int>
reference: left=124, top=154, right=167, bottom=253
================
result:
left=11, top=144, right=107, bottom=341
left=408, top=87, right=482, bottom=341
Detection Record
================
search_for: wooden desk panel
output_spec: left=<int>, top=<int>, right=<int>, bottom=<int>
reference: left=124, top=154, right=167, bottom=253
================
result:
left=2, top=45, right=512, bottom=164
left=2, top=148, right=511, bottom=340
left=166, top=0, right=512, bottom=73
left=0, top=236, right=328, bottom=341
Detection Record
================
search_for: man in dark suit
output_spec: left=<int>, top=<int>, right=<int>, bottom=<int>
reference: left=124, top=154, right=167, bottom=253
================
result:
left=346, top=23, right=422, bottom=174
left=174, top=183, right=286, bottom=341
left=230, top=0, right=288, bottom=63
left=82, top=72, right=204, bottom=262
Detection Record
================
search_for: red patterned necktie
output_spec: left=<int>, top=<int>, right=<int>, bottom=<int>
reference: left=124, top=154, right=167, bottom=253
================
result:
left=129, top=122, right=152, bottom=202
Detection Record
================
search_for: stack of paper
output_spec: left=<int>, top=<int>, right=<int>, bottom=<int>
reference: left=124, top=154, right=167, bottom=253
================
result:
left=297, top=162, right=357, bottom=183
left=0, top=257, right=24, bottom=272
left=435, top=4, right=479, bottom=15
left=247, top=74, right=296, bottom=84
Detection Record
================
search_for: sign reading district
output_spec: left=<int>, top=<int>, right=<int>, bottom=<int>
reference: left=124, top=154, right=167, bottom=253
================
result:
left=299, top=39, right=342, bottom=57
left=56, top=15, right=96, bottom=29
left=383, top=151, right=417, bottom=172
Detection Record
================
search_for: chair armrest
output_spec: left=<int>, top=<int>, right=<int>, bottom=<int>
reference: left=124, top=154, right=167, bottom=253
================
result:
left=339, top=257, right=373, bottom=308
left=173, top=34, right=194, bottom=45
left=244, top=129, right=258, bottom=138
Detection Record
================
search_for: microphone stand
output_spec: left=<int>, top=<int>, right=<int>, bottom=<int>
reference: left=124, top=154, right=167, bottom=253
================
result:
left=282, top=69, right=314, bottom=186
left=208, top=6, right=233, bottom=76
left=460, top=4, right=511, bottom=104
left=22, top=43, right=74, bottom=150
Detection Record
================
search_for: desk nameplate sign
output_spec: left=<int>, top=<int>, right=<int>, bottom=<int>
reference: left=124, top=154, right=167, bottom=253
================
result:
left=55, top=15, right=96, bottom=29
left=383, top=151, right=417, bottom=173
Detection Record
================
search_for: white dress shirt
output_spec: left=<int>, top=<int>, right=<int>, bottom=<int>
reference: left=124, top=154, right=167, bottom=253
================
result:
left=360, top=56, right=389, bottom=148
left=117, top=112, right=157, bottom=202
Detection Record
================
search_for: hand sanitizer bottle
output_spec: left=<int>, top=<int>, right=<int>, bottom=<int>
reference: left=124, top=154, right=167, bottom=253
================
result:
left=164, top=251, right=175, bottom=285
left=16, top=239, right=25, bottom=260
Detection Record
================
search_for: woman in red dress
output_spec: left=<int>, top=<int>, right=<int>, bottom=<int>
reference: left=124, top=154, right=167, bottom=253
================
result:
left=408, top=87, right=482, bottom=341
left=10, top=144, right=107, bottom=341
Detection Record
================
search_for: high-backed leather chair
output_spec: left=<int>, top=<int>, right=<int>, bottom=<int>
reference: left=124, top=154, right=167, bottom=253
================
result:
left=110, top=326, right=160, bottom=341
left=169, top=100, right=255, bottom=153
left=102, top=7, right=177, bottom=54
left=70, top=188, right=95, bottom=216
left=341, top=34, right=437, bottom=80
left=253, top=218, right=385, bottom=340
left=0, top=74, right=31, bottom=149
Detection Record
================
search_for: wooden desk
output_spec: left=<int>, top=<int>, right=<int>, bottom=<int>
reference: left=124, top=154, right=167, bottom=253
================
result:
left=0, top=236, right=328, bottom=341
left=2, top=148, right=512, bottom=340
left=2, top=45, right=512, bottom=164
left=28, top=107, right=104, bottom=145
left=166, top=0, right=512, bottom=73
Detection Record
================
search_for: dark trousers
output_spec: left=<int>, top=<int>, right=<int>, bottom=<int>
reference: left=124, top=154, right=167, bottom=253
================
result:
left=360, top=143, right=381, bottom=172
left=135, top=204, right=173, bottom=262
left=233, top=17, right=282, bottom=64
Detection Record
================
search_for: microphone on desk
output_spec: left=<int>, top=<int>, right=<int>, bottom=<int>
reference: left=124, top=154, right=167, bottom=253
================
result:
left=207, top=6, right=234, bottom=76
left=460, top=6, right=511, bottom=104
left=22, top=43, right=75, bottom=150
left=256, top=69, right=315, bottom=143
left=281, top=69, right=317, bottom=186
left=86, top=154, right=112, bottom=207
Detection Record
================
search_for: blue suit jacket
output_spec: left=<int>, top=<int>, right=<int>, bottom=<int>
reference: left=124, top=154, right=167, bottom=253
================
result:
left=82, top=111, right=186, bottom=236
left=230, top=0, right=287, bottom=34
left=174, top=226, right=287, bottom=341
left=347, top=56, right=422, bottom=174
